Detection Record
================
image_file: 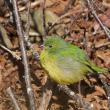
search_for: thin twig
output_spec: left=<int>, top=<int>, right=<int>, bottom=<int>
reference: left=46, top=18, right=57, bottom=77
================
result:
left=95, top=41, right=110, bottom=49
left=22, top=0, right=40, bottom=60
left=41, top=0, right=47, bottom=36
left=58, top=84, right=94, bottom=110
left=86, top=0, right=110, bottom=39
left=99, top=75, right=110, bottom=110
left=6, top=87, right=21, bottom=110
left=11, top=0, right=36, bottom=110
left=23, top=0, right=40, bottom=60
left=78, top=81, right=84, bottom=108
left=5, top=1, right=41, bottom=18
left=0, top=44, right=21, bottom=60
left=38, top=79, right=52, bottom=110
left=48, top=10, right=84, bottom=33
left=48, top=11, right=74, bottom=31
left=23, top=0, right=31, bottom=42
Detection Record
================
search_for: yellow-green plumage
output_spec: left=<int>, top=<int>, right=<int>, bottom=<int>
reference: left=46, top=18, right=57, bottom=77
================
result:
left=40, top=36, right=108, bottom=85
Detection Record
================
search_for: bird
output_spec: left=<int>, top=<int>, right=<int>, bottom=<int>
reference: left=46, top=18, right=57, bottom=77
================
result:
left=40, top=36, right=108, bottom=85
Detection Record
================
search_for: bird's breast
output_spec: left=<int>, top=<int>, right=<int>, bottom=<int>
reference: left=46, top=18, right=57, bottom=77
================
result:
left=40, top=51, right=88, bottom=84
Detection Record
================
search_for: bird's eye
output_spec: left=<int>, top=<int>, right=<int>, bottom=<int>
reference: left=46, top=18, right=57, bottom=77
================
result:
left=48, top=45, right=53, bottom=48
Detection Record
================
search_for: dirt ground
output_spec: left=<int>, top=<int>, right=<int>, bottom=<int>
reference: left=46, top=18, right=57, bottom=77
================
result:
left=0, top=0, right=110, bottom=110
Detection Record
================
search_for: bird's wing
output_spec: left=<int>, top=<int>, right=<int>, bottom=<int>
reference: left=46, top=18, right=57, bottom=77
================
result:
left=66, top=44, right=90, bottom=65
left=55, top=50, right=89, bottom=76
left=65, top=44, right=107, bottom=73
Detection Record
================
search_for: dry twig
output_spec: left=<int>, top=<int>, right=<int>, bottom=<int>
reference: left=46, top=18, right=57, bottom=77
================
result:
left=11, top=0, right=36, bottom=110
left=58, top=84, right=94, bottom=110
left=6, top=87, right=21, bottom=110
left=5, top=1, right=41, bottom=18
left=86, top=0, right=110, bottom=39
left=38, top=79, right=52, bottom=110
left=0, top=44, right=21, bottom=60
left=24, top=0, right=31, bottom=41
left=41, top=0, right=47, bottom=36
left=95, top=41, right=110, bottom=49
left=99, top=75, right=110, bottom=110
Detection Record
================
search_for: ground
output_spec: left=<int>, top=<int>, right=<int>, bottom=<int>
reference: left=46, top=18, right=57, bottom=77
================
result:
left=0, top=0, right=110, bottom=110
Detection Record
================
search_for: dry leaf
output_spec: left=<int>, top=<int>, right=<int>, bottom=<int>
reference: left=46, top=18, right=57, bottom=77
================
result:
left=96, top=50, right=110, bottom=66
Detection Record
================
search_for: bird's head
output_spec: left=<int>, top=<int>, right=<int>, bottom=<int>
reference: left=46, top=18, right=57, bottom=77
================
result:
left=41, top=36, right=67, bottom=54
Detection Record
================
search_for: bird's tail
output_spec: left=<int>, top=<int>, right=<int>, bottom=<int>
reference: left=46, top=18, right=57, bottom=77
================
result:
left=89, top=63, right=108, bottom=74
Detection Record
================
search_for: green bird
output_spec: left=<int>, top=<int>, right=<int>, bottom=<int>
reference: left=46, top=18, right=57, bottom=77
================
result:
left=40, top=36, right=108, bottom=85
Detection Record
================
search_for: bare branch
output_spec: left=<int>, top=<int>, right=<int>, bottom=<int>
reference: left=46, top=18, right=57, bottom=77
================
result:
left=6, top=87, right=21, bottom=110
left=41, top=0, right=47, bottom=36
left=11, top=0, right=36, bottom=110
left=99, top=75, right=110, bottom=109
left=0, top=44, right=21, bottom=60
left=58, top=84, right=94, bottom=110
left=86, top=0, right=110, bottom=39
left=24, top=0, right=31, bottom=41
left=38, top=79, right=52, bottom=110
left=5, top=1, right=41, bottom=18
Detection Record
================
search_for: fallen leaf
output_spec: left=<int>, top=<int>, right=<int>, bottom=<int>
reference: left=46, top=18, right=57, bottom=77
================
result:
left=96, top=50, right=110, bottom=66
